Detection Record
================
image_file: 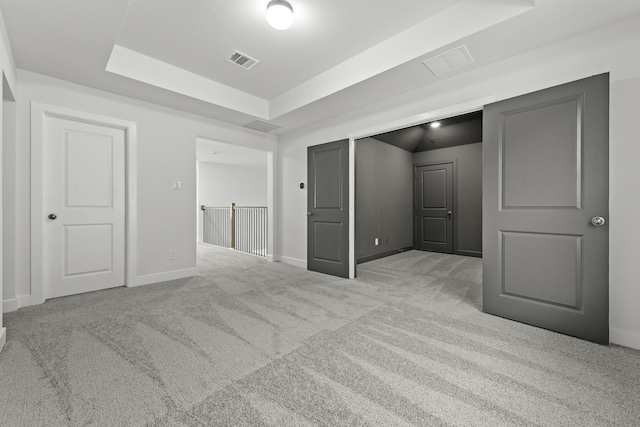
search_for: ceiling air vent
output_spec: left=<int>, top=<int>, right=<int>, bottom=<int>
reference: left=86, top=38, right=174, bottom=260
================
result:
left=423, top=45, right=475, bottom=76
left=226, top=50, right=259, bottom=70
left=242, top=120, right=281, bottom=133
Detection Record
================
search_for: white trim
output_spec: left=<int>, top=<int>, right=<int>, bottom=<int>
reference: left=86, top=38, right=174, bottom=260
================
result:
left=126, top=123, right=138, bottom=288
left=267, top=150, right=277, bottom=261
left=278, top=255, right=306, bottom=269
left=0, top=327, right=5, bottom=353
left=610, top=327, right=640, bottom=350
left=3, top=298, right=17, bottom=313
left=4, top=295, right=32, bottom=312
left=30, top=102, right=138, bottom=304
left=17, top=295, right=31, bottom=310
left=195, top=160, right=201, bottom=243
left=129, top=268, right=199, bottom=288
left=347, top=96, right=496, bottom=140
left=348, top=139, right=356, bottom=279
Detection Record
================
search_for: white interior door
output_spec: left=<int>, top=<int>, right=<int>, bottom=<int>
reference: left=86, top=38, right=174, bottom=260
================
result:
left=43, top=116, right=125, bottom=299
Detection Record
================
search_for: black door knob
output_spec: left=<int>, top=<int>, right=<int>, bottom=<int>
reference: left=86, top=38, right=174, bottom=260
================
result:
left=48, top=214, right=57, bottom=220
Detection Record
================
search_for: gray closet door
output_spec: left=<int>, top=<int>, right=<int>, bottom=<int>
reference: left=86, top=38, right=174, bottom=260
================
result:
left=307, top=139, right=349, bottom=278
left=415, top=163, right=454, bottom=254
left=483, top=73, right=609, bottom=344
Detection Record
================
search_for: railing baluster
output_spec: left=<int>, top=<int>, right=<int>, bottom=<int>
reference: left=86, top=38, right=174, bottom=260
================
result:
left=202, top=206, right=232, bottom=248
left=202, top=204, right=268, bottom=257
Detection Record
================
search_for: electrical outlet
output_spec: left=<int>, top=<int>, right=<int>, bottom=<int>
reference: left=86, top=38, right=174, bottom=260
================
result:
left=374, top=238, right=379, bottom=246
left=169, top=250, right=177, bottom=260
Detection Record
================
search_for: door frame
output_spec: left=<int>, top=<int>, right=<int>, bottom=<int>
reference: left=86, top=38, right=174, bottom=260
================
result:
left=414, top=160, right=458, bottom=254
left=346, top=96, right=495, bottom=278
left=30, top=103, right=138, bottom=305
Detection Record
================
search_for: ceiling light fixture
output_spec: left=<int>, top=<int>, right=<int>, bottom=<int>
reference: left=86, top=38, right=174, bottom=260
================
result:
left=430, top=121, right=441, bottom=128
left=266, top=0, right=294, bottom=30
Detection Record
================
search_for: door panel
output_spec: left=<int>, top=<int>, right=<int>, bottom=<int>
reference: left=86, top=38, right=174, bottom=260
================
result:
left=501, top=231, right=581, bottom=308
left=44, top=117, right=125, bottom=299
left=483, top=73, right=609, bottom=344
left=313, top=148, right=343, bottom=208
left=422, top=169, right=447, bottom=207
left=313, top=222, right=343, bottom=262
left=415, top=163, right=453, bottom=253
left=66, top=131, right=114, bottom=207
left=502, top=97, right=581, bottom=208
left=307, top=140, right=349, bottom=278
left=65, top=224, right=114, bottom=276
left=422, top=218, right=447, bottom=243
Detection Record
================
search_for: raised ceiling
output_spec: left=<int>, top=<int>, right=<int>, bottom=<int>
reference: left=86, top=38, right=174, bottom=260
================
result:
left=116, top=0, right=456, bottom=100
left=1, top=0, right=640, bottom=134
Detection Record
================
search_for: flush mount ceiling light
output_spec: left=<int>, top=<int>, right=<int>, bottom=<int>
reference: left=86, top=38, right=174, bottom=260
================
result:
left=430, top=121, right=441, bottom=128
left=266, top=0, right=294, bottom=30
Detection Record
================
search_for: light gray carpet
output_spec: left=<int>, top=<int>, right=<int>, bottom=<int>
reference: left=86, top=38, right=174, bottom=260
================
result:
left=1, top=245, right=639, bottom=426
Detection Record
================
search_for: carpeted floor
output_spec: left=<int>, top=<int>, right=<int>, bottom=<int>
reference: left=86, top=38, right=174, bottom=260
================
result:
left=0, top=244, right=639, bottom=426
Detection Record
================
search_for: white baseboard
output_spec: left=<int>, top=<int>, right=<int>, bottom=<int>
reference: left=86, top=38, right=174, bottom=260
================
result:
left=18, top=295, right=32, bottom=309
left=128, top=267, right=199, bottom=288
left=3, top=298, right=17, bottom=313
left=278, top=256, right=307, bottom=269
left=3, top=295, right=33, bottom=312
left=610, top=327, right=640, bottom=350
left=0, top=327, right=6, bottom=353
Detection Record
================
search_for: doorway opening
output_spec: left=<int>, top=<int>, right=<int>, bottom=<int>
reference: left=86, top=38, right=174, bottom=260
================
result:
left=196, top=138, right=270, bottom=259
left=355, top=110, right=483, bottom=266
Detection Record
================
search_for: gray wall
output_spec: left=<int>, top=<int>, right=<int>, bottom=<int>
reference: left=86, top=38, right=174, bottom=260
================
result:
left=414, top=142, right=482, bottom=256
left=356, top=137, right=413, bottom=262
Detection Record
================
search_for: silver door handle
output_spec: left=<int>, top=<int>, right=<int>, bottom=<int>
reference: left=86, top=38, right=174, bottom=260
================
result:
left=591, top=216, right=605, bottom=227
left=306, top=212, right=312, bottom=217
left=447, top=211, right=452, bottom=217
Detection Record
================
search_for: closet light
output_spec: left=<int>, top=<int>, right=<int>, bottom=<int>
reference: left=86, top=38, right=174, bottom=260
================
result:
left=430, top=121, right=441, bottom=128
left=266, top=0, right=294, bottom=30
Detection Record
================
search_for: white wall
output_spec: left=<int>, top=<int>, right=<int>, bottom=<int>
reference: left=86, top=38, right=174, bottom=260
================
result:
left=198, top=162, right=267, bottom=206
left=276, top=14, right=640, bottom=350
left=197, top=161, right=267, bottom=242
left=4, top=70, right=275, bottom=310
left=0, top=7, right=17, bottom=351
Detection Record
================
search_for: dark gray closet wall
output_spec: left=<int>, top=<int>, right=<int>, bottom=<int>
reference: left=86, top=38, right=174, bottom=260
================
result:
left=414, top=142, right=482, bottom=256
left=356, top=137, right=413, bottom=263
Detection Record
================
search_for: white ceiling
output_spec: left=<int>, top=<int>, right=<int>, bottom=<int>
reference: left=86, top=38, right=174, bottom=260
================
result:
left=116, top=0, right=455, bottom=99
left=1, top=0, right=640, bottom=134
